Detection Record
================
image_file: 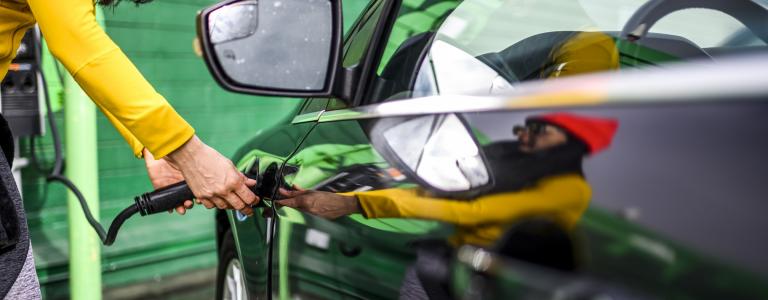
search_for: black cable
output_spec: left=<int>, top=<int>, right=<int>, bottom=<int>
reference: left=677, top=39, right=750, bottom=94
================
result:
left=34, top=29, right=137, bottom=246
left=47, top=175, right=106, bottom=239
left=105, top=204, right=139, bottom=246
left=34, top=33, right=64, bottom=176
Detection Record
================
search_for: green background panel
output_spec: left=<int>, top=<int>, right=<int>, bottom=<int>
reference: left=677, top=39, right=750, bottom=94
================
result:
left=19, top=0, right=369, bottom=298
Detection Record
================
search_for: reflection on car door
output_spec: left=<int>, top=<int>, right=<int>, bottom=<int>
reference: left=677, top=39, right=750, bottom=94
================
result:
left=277, top=117, right=452, bottom=299
left=229, top=99, right=324, bottom=299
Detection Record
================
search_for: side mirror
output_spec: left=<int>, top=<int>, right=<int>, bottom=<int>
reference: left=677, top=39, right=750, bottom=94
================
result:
left=371, top=114, right=493, bottom=198
left=197, top=0, right=343, bottom=97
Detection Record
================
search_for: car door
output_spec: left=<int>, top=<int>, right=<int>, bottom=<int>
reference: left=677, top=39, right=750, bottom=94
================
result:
left=227, top=100, right=319, bottom=299
left=225, top=0, right=400, bottom=296
left=278, top=113, right=457, bottom=299
left=269, top=0, right=479, bottom=296
left=452, top=245, right=650, bottom=300
left=265, top=0, right=408, bottom=298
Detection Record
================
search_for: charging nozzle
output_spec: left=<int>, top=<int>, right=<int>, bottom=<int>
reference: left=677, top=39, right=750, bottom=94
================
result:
left=67, top=171, right=263, bottom=246
left=135, top=181, right=195, bottom=216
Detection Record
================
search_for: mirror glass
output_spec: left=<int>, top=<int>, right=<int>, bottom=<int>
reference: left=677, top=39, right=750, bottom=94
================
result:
left=383, top=114, right=489, bottom=191
left=207, top=0, right=333, bottom=91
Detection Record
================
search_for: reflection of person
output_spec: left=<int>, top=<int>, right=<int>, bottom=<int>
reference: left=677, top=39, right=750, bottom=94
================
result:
left=1, top=0, right=257, bottom=297
left=277, top=113, right=617, bottom=298
left=278, top=113, right=618, bottom=245
left=478, top=31, right=619, bottom=83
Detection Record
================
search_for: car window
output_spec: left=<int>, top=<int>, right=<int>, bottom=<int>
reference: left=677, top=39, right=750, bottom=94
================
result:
left=364, top=0, right=460, bottom=103
left=296, top=0, right=385, bottom=113
left=626, top=6, right=766, bottom=48
left=343, top=0, right=388, bottom=68
left=326, top=98, right=348, bottom=110
left=365, top=0, right=768, bottom=103
left=298, top=98, right=329, bottom=115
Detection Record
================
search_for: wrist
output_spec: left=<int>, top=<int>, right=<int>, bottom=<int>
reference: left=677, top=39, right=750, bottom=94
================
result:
left=346, top=195, right=363, bottom=215
left=166, top=135, right=203, bottom=166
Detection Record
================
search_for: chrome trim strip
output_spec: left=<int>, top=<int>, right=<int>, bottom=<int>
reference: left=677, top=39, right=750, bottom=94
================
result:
left=292, top=110, right=325, bottom=124
left=318, top=54, right=768, bottom=122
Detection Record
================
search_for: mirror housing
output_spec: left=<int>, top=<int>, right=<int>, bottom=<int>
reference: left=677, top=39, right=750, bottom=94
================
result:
left=370, top=114, right=494, bottom=199
left=197, top=0, right=343, bottom=98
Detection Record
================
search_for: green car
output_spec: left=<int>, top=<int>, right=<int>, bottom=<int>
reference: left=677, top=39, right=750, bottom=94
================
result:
left=195, top=0, right=768, bottom=298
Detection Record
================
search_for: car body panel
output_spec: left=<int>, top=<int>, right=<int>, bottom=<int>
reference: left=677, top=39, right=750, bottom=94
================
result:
left=213, top=0, right=768, bottom=298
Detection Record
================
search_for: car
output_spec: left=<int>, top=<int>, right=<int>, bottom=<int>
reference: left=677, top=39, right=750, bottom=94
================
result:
left=195, top=0, right=768, bottom=299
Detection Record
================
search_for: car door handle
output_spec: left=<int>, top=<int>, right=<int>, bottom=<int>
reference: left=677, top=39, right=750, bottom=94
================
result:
left=338, top=242, right=362, bottom=257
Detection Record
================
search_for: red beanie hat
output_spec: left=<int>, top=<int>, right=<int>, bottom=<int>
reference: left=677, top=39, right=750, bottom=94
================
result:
left=529, top=113, right=619, bottom=154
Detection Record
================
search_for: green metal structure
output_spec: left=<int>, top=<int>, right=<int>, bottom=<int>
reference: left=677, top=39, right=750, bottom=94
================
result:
left=63, top=7, right=103, bottom=300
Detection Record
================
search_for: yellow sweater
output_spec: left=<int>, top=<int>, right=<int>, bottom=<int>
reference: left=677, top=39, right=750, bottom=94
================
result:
left=1, top=0, right=194, bottom=158
left=355, top=174, right=591, bottom=247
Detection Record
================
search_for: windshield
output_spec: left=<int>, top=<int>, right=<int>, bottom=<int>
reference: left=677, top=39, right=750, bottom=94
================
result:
left=368, top=0, right=768, bottom=101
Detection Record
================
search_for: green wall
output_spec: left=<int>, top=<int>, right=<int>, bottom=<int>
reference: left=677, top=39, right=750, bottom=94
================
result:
left=20, top=0, right=369, bottom=298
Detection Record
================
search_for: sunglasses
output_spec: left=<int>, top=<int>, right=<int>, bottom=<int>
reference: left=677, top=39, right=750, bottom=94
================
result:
left=513, top=122, right=547, bottom=135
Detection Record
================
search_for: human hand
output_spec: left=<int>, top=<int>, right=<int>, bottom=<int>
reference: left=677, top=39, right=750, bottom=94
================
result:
left=276, top=187, right=360, bottom=220
left=143, top=148, right=194, bottom=215
left=165, top=135, right=259, bottom=216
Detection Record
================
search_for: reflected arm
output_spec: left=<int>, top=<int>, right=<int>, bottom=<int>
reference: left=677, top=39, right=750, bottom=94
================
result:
left=354, top=174, right=591, bottom=227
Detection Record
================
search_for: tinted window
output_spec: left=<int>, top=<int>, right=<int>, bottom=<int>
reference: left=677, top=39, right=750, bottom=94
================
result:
left=298, top=98, right=329, bottom=115
left=365, top=0, right=460, bottom=103
left=296, top=0, right=383, bottom=113
left=366, top=0, right=768, bottom=103
left=342, top=0, right=388, bottom=68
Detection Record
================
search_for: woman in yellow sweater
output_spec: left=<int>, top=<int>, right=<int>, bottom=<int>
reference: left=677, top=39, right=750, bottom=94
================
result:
left=1, top=0, right=258, bottom=296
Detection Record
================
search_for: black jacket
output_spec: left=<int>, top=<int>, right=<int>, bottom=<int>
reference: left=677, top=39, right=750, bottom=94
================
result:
left=0, top=114, right=19, bottom=250
left=0, top=113, right=30, bottom=298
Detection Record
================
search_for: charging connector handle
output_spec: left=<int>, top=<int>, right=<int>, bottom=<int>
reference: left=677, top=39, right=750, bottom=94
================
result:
left=134, top=181, right=195, bottom=216
left=134, top=173, right=263, bottom=216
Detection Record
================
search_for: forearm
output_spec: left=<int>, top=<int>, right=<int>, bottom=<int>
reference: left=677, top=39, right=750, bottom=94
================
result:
left=354, top=176, right=591, bottom=226
left=354, top=188, right=482, bottom=224
left=29, top=0, right=194, bottom=158
left=73, top=52, right=195, bottom=157
left=93, top=100, right=144, bottom=157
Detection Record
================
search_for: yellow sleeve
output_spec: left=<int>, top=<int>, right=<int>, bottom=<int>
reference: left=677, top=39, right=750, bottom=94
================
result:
left=92, top=100, right=145, bottom=156
left=28, top=0, right=195, bottom=158
left=355, top=175, right=591, bottom=227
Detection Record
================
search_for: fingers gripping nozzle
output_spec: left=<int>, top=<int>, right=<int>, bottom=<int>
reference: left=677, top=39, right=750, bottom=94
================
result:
left=134, top=169, right=266, bottom=216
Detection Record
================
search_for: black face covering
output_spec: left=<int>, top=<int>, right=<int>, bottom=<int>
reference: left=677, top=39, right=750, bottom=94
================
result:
left=483, top=139, right=588, bottom=193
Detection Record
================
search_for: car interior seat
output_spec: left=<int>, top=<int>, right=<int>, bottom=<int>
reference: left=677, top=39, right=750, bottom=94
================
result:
left=477, top=30, right=710, bottom=84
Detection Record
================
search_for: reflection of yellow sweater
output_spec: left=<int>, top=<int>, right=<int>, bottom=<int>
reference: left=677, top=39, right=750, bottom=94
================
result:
left=355, top=174, right=591, bottom=247
left=1, top=0, right=193, bottom=158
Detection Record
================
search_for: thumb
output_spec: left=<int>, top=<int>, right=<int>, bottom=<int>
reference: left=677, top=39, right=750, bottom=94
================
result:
left=244, top=176, right=258, bottom=187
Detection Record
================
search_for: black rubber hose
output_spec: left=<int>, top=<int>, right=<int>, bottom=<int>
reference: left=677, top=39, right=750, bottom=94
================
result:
left=104, top=204, right=139, bottom=246
left=35, top=33, right=64, bottom=176
left=48, top=175, right=140, bottom=245
left=35, top=30, right=140, bottom=246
